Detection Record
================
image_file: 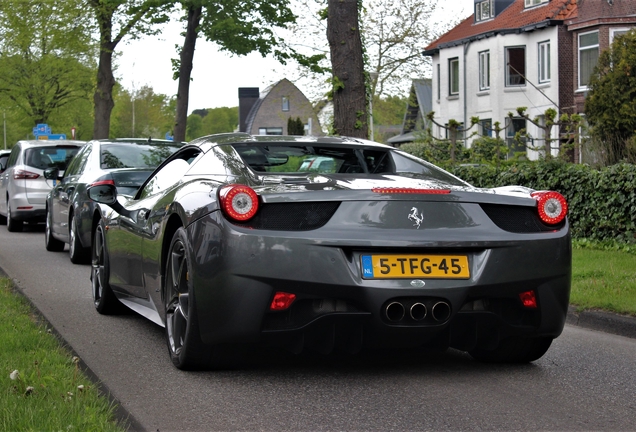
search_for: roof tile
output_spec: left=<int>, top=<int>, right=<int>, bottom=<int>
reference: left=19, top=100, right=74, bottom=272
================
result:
left=425, top=0, right=577, bottom=51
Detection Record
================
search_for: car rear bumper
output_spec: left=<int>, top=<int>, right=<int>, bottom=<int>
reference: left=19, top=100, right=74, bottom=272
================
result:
left=188, top=212, right=571, bottom=352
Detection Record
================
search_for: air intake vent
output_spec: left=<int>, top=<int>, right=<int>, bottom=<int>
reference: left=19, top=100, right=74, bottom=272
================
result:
left=480, top=204, right=564, bottom=233
left=234, top=202, right=340, bottom=231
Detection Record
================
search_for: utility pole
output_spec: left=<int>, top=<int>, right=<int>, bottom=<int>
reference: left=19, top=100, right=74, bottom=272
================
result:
left=3, top=111, right=6, bottom=150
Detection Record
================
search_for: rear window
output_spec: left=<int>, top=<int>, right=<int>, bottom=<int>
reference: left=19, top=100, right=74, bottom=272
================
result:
left=24, top=146, right=81, bottom=170
left=101, top=143, right=182, bottom=169
left=227, top=143, right=467, bottom=186
left=232, top=144, right=393, bottom=175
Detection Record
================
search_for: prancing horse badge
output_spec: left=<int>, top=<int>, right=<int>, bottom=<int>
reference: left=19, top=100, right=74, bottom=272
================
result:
left=408, top=207, right=424, bottom=229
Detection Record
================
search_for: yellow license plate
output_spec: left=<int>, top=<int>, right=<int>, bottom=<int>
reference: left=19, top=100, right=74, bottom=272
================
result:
left=361, top=254, right=470, bottom=279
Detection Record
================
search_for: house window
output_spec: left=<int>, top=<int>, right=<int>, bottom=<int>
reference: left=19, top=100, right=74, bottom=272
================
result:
left=525, top=0, right=548, bottom=7
left=436, top=63, right=441, bottom=100
left=610, top=28, right=631, bottom=44
left=258, top=127, right=283, bottom=135
left=449, top=58, right=459, bottom=96
left=282, top=97, right=290, bottom=111
left=507, top=118, right=527, bottom=157
left=505, top=46, right=526, bottom=87
left=479, top=118, right=493, bottom=137
left=538, top=41, right=551, bottom=83
left=475, top=0, right=494, bottom=22
left=479, top=51, right=490, bottom=91
left=579, top=31, right=599, bottom=89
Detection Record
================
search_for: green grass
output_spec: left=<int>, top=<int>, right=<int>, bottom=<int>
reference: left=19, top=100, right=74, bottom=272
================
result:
left=0, top=278, right=125, bottom=432
left=571, top=247, right=636, bottom=316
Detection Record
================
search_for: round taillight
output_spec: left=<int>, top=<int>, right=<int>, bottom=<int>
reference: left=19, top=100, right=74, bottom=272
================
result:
left=531, top=191, right=568, bottom=225
left=219, top=184, right=259, bottom=222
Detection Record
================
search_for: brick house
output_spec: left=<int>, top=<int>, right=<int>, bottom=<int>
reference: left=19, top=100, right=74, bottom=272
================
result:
left=238, top=79, right=323, bottom=136
left=566, top=0, right=636, bottom=114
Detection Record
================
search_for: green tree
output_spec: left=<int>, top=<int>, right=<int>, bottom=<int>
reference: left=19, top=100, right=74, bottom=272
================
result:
left=0, top=0, right=96, bottom=129
left=185, top=113, right=203, bottom=140
left=585, top=29, right=636, bottom=164
left=201, top=107, right=238, bottom=135
left=172, top=0, right=324, bottom=142
left=89, top=0, right=171, bottom=139
left=111, top=85, right=175, bottom=139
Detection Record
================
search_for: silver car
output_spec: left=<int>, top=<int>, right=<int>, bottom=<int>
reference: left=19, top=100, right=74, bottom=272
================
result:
left=0, top=140, right=84, bottom=232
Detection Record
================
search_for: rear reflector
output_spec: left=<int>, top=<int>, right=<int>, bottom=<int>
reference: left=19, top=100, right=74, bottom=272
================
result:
left=519, top=290, right=538, bottom=308
left=269, top=292, right=296, bottom=311
left=372, top=188, right=451, bottom=194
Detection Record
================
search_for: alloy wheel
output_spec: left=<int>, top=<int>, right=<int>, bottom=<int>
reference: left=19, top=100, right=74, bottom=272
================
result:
left=166, top=238, right=190, bottom=356
left=91, top=224, right=105, bottom=306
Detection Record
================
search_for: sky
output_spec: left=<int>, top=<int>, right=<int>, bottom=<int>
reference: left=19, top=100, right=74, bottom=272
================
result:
left=116, top=0, right=475, bottom=114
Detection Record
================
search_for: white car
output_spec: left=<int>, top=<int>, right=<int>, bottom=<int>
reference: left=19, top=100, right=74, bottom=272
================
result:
left=0, top=140, right=84, bottom=232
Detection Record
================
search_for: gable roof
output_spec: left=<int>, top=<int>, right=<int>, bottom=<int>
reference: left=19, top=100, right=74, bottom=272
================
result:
left=424, top=0, right=577, bottom=54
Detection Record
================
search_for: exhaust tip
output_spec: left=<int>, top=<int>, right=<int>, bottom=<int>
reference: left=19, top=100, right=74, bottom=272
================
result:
left=432, top=301, right=451, bottom=322
left=385, top=302, right=405, bottom=322
left=409, top=303, right=427, bottom=321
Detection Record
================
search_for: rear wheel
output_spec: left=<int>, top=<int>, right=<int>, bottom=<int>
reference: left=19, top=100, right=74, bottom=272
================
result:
left=468, top=336, right=553, bottom=363
left=165, top=227, right=213, bottom=370
left=45, top=206, right=65, bottom=251
left=6, top=200, right=23, bottom=232
left=69, top=214, right=89, bottom=264
left=91, top=219, right=121, bottom=314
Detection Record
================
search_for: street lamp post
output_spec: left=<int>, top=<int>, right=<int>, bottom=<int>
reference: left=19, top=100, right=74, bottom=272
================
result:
left=368, top=72, right=379, bottom=141
left=3, top=111, right=6, bottom=150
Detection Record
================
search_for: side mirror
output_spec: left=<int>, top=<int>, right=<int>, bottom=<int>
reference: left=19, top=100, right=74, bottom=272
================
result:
left=44, top=167, right=60, bottom=180
left=87, top=182, right=133, bottom=219
left=87, top=183, right=117, bottom=205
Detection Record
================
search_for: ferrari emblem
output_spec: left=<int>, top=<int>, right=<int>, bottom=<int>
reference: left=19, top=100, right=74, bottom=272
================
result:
left=408, top=207, right=424, bottom=229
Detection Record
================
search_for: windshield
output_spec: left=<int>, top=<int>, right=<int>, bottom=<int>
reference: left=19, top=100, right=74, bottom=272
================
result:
left=101, top=143, right=182, bottom=169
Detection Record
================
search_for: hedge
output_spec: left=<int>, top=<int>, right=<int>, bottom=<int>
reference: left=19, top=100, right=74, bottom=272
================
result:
left=444, top=161, right=636, bottom=244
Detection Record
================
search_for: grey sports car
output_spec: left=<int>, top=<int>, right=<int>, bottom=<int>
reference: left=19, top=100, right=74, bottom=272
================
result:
left=87, top=133, right=571, bottom=369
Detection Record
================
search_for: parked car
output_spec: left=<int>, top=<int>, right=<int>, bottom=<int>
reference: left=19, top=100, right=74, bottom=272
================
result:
left=0, top=149, right=11, bottom=174
left=0, top=140, right=85, bottom=232
left=44, top=138, right=183, bottom=264
left=87, top=133, right=571, bottom=370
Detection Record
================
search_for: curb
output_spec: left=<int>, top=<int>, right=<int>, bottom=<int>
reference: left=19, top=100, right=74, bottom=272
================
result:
left=566, top=305, right=636, bottom=339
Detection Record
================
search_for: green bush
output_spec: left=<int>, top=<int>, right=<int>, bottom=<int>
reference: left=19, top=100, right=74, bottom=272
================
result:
left=438, top=160, right=636, bottom=244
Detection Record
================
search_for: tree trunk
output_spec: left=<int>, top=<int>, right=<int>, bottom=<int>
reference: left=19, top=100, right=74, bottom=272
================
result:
left=173, top=5, right=202, bottom=142
left=93, top=46, right=116, bottom=139
left=327, top=0, right=367, bottom=138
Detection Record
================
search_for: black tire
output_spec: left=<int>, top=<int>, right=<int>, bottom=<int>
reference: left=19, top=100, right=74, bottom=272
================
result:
left=69, top=213, right=90, bottom=264
left=165, top=227, right=214, bottom=370
left=45, top=206, right=65, bottom=252
left=468, top=336, right=553, bottom=363
left=91, top=219, right=121, bottom=314
left=6, top=200, right=23, bottom=232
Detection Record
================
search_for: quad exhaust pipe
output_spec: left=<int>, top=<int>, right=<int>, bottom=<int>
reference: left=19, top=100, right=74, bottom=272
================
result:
left=384, top=300, right=450, bottom=323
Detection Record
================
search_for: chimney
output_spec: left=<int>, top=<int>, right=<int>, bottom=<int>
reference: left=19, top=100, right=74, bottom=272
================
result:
left=238, top=87, right=260, bottom=133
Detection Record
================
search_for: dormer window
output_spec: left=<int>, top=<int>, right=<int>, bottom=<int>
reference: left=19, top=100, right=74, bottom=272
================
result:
left=525, top=0, right=548, bottom=8
left=476, top=0, right=494, bottom=22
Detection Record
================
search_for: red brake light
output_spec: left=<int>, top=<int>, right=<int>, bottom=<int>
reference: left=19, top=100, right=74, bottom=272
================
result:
left=89, top=179, right=116, bottom=187
left=372, top=188, right=451, bottom=194
left=269, top=292, right=296, bottom=311
left=14, top=169, right=40, bottom=180
left=531, top=191, right=568, bottom=225
left=519, top=290, right=538, bottom=308
left=219, top=184, right=259, bottom=222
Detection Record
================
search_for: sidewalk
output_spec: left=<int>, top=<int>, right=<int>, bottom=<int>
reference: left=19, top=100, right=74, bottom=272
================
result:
left=566, top=305, right=636, bottom=339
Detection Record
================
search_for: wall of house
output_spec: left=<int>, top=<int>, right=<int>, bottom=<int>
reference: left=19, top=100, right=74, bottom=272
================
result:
left=248, top=79, right=323, bottom=136
left=432, top=26, right=561, bottom=159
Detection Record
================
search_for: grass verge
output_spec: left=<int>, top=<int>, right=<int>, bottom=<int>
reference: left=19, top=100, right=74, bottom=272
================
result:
left=571, top=247, right=636, bottom=316
left=0, top=278, right=125, bottom=432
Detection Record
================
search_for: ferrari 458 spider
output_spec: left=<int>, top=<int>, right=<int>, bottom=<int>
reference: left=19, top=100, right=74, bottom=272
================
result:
left=87, top=133, right=571, bottom=369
